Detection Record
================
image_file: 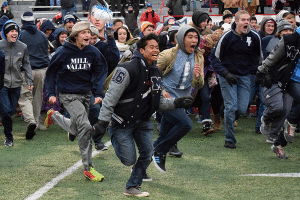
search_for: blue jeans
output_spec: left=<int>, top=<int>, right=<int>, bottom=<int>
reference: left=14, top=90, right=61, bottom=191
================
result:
left=61, top=7, right=75, bottom=24
left=153, top=108, right=193, bottom=154
left=50, top=0, right=60, bottom=6
left=219, top=75, right=251, bottom=143
left=187, top=0, right=197, bottom=10
left=107, top=119, right=153, bottom=188
left=286, top=80, right=300, bottom=124
left=73, top=0, right=77, bottom=10
left=198, top=80, right=211, bottom=119
left=249, top=75, right=265, bottom=132
left=0, top=87, right=21, bottom=141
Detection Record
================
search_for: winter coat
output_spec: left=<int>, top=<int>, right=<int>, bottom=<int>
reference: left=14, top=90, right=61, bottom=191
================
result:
left=0, top=20, right=33, bottom=88
left=61, top=0, right=74, bottom=9
left=140, top=10, right=160, bottom=29
left=166, top=0, right=187, bottom=16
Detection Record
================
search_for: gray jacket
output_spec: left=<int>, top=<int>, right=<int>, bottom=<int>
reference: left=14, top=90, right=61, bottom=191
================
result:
left=0, top=39, right=33, bottom=88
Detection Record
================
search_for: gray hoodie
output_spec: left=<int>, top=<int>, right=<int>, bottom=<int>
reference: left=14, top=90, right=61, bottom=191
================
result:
left=175, top=25, right=200, bottom=55
left=0, top=20, right=33, bottom=88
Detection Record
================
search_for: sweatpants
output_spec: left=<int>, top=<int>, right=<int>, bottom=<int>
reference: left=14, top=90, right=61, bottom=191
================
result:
left=52, top=92, right=93, bottom=170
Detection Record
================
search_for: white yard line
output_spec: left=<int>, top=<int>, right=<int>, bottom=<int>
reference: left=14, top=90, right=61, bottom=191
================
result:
left=240, top=173, right=300, bottom=177
left=25, top=141, right=112, bottom=200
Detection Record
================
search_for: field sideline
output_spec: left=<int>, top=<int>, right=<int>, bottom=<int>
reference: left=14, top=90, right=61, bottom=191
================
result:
left=1, top=116, right=300, bottom=199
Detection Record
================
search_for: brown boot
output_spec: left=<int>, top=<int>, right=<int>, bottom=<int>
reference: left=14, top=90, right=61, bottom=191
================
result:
left=213, top=114, right=221, bottom=131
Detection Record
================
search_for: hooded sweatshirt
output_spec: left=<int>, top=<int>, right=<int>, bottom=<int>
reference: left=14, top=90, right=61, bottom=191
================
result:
left=51, top=28, right=68, bottom=50
left=162, top=25, right=201, bottom=98
left=0, top=20, right=33, bottom=88
left=19, top=21, right=49, bottom=69
left=45, top=38, right=108, bottom=99
left=40, top=20, right=56, bottom=41
left=210, top=22, right=262, bottom=76
left=259, top=17, right=277, bottom=38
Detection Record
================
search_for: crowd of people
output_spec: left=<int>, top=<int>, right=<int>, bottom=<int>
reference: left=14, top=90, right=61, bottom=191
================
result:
left=1, top=0, right=300, bottom=198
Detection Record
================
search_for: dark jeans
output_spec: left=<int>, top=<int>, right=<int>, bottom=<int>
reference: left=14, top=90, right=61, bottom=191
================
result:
left=197, top=80, right=211, bottom=119
left=210, top=82, right=223, bottom=115
left=153, top=108, right=193, bottom=154
left=81, top=0, right=91, bottom=11
left=107, top=119, right=153, bottom=188
left=89, top=94, right=101, bottom=144
left=286, top=80, right=300, bottom=124
left=0, top=87, right=21, bottom=141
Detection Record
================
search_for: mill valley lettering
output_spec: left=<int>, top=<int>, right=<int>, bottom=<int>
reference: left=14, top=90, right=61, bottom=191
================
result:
left=67, top=58, right=92, bottom=71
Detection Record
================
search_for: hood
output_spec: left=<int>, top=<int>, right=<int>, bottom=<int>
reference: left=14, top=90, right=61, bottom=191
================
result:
left=131, top=49, right=156, bottom=68
left=21, top=21, right=37, bottom=34
left=40, top=20, right=56, bottom=33
left=1, top=20, right=20, bottom=41
left=176, top=25, right=200, bottom=54
left=52, top=28, right=68, bottom=40
left=260, top=17, right=277, bottom=37
left=275, top=10, right=289, bottom=23
left=231, top=22, right=251, bottom=36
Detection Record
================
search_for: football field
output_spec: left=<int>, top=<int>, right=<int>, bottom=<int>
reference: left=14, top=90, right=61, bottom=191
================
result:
left=1, top=116, right=300, bottom=199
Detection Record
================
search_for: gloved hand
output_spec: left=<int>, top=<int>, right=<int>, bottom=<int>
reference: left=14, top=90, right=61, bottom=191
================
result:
left=105, top=28, right=114, bottom=39
left=255, top=70, right=272, bottom=88
left=223, top=71, right=237, bottom=87
left=152, top=10, right=155, bottom=17
left=174, top=96, right=194, bottom=109
left=91, top=120, right=109, bottom=141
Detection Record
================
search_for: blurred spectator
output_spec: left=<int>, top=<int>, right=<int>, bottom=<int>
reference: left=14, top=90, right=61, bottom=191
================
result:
left=61, top=0, right=75, bottom=23
left=0, top=1, right=13, bottom=19
left=221, top=0, right=239, bottom=14
left=82, top=0, right=91, bottom=12
left=166, top=0, right=187, bottom=20
left=250, top=15, right=258, bottom=29
left=256, top=0, right=265, bottom=14
left=64, top=13, right=76, bottom=33
left=40, top=19, right=56, bottom=41
left=112, top=19, right=123, bottom=31
left=140, top=3, right=160, bottom=28
left=51, top=28, right=69, bottom=50
left=186, top=0, right=197, bottom=12
left=0, top=15, right=9, bottom=40
left=50, top=0, right=61, bottom=6
left=138, top=21, right=155, bottom=37
left=114, top=26, right=131, bottom=57
left=121, top=2, right=139, bottom=34
left=241, top=0, right=259, bottom=15
left=111, top=0, right=121, bottom=12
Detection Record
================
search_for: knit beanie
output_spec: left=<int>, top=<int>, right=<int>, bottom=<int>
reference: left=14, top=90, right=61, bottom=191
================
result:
left=140, top=21, right=154, bottom=31
left=0, top=15, right=9, bottom=30
left=64, top=13, right=76, bottom=24
left=2, top=1, right=8, bottom=8
left=21, top=12, right=34, bottom=24
left=222, top=10, right=233, bottom=20
left=277, top=20, right=293, bottom=33
left=69, top=21, right=91, bottom=39
left=192, top=11, right=209, bottom=27
left=4, top=22, right=18, bottom=36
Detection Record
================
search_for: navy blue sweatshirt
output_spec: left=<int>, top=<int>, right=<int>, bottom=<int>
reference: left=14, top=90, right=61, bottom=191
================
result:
left=94, top=38, right=120, bottom=75
left=210, top=22, right=262, bottom=76
left=19, top=21, right=49, bottom=69
left=45, top=39, right=108, bottom=99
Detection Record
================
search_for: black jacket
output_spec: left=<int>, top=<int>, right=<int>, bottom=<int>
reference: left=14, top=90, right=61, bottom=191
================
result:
left=261, top=31, right=300, bottom=90
left=61, top=0, right=74, bottom=9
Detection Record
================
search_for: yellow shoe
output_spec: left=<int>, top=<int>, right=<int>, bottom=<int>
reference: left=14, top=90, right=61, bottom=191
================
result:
left=44, top=109, right=54, bottom=128
left=84, top=167, right=104, bottom=182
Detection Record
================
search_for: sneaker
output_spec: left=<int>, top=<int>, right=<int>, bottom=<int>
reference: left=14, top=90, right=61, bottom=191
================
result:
left=84, top=167, right=104, bottom=182
left=271, top=145, right=288, bottom=159
left=68, top=132, right=76, bottom=142
left=266, top=136, right=277, bottom=144
left=224, top=141, right=236, bottom=149
left=284, top=119, right=297, bottom=143
left=123, top=186, right=149, bottom=197
left=95, top=142, right=108, bottom=151
left=152, top=151, right=166, bottom=173
left=168, top=143, right=183, bottom=157
left=4, top=138, right=13, bottom=147
left=44, top=109, right=55, bottom=128
left=260, top=116, right=270, bottom=138
left=202, top=119, right=214, bottom=136
left=26, top=123, right=37, bottom=140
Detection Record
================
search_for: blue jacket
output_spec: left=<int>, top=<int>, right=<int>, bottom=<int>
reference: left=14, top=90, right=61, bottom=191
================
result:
left=19, top=21, right=49, bottom=69
left=94, top=38, right=120, bottom=75
left=210, top=22, right=262, bottom=76
left=45, top=39, right=108, bottom=99
left=40, top=20, right=56, bottom=41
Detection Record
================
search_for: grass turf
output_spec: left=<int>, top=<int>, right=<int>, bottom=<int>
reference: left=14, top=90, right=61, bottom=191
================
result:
left=1, top=116, right=300, bottom=199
